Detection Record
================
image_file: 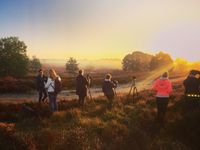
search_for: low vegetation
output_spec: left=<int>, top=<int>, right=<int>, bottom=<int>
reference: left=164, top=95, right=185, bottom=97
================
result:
left=0, top=81, right=200, bottom=150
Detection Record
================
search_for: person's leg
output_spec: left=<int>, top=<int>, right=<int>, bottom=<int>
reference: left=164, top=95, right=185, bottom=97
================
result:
left=82, top=96, right=86, bottom=106
left=156, top=97, right=162, bottom=122
left=78, top=95, right=82, bottom=105
left=198, top=97, right=200, bottom=109
left=184, top=96, right=189, bottom=112
left=190, top=97, right=196, bottom=111
left=107, top=95, right=113, bottom=109
left=109, top=98, right=113, bottom=109
left=194, top=98, right=199, bottom=110
left=53, top=94, right=58, bottom=111
left=80, top=96, right=84, bottom=106
left=38, top=90, right=43, bottom=103
left=48, top=93, right=54, bottom=112
left=42, top=89, right=48, bottom=102
left=160, top=98, right=169, bottom=123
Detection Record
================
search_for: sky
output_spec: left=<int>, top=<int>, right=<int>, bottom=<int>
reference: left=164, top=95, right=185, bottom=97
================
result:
left=0, top=0, right=200, bottom=61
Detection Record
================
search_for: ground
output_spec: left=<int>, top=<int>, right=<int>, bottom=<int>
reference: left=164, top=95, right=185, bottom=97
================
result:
left=0, top=80, right=200, bottom=150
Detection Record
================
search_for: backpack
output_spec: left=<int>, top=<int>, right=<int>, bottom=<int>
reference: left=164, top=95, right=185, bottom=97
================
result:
left=54, top=77, right=62, bottom=94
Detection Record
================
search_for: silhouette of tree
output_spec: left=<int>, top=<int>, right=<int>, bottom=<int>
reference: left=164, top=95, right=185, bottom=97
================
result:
left=122, top=51, right=153, bottom=72
left=150, top=51, right=173, bottom=70
left=0, top=37, right=29, bottom=77
left=29, top=56, right=42, bottom=73
left=66, top=57, right=79, bottom=75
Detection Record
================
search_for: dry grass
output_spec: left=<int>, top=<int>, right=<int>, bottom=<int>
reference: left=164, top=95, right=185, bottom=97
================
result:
left=0, top=81, right=200, bottom=150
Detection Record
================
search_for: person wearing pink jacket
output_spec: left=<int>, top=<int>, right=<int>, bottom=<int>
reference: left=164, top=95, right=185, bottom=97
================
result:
left=152, top=72, right=172, bottom=124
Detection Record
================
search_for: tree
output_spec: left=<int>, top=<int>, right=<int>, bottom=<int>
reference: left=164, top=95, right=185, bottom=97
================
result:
left=29, top=56, right=42, bottom=73
left=66, top=57, right=79, bottom=75
left=150, top=51, right=173, bottom=70
left=122, top=51, right=153, bottom=72
left=0, top=37, right=29, bottom=77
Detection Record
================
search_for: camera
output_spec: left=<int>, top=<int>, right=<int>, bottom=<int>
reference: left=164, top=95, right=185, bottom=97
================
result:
left=113, top=80, right=118, bottom=84
left=132, top=76, right=136, bottom=80
left=86, top=74, right=92, bottom=80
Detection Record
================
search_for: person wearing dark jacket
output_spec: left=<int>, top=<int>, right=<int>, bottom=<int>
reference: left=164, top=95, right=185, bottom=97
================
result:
left=102, top=74, right=118, bottom=109
left=76, top=70, right=90, bottom=106
left=183, top=70, right=200, bottom=111
left=36, top=69, right=48, bottom=103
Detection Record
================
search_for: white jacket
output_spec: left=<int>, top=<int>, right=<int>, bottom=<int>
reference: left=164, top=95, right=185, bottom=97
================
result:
left=45, top=77, right=61, bottom=93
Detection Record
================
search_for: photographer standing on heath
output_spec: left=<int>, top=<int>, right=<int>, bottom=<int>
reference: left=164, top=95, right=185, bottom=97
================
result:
left=36, top=69, right=48, bottom=103
left=102, top=74, right=118, bottom=109
left=76, top=69, right=90, bottom=106
left=183, top=70, right=200, bottom=111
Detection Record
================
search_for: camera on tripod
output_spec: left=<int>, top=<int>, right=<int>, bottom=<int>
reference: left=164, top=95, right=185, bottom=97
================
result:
left=86, top=74, right=92, bottom=80
left=132, top=76, right=136, bottom=80
left=112, top=80, right=118, bottom=85
left=128, top=75, right=138, bottom=103
left=131, top=76, right=137, bottom=87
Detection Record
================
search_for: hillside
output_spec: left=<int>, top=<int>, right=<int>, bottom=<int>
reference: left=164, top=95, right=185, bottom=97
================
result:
left=0, top=81, right=200, bottom=150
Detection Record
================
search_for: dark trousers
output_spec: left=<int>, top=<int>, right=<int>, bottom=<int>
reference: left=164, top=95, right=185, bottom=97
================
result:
left=38, top=89, right=47, bottom=103
left=156, top=97, right=169, bottom=124
left=185, top=96, right=200, bottom=111
left=78, top=95, right=86, bottom=106
left=48, top=92, right=58, bottom=112
left=105, top=94, right=114, bottom=109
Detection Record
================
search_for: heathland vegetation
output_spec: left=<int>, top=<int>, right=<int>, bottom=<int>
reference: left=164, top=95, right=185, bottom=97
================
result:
left=1, top=36, right=200, bottom=150
left=0, top=81, right=200, bottom=150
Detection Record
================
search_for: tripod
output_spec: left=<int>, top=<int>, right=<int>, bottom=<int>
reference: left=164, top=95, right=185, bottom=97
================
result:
left=87, top=74, right=93, bottom=102
left=88, top=86, right=93, bottom=101
left=128, top=78, right=138, bottom=103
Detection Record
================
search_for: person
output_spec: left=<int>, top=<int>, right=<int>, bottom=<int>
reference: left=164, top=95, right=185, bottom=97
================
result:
left=183, top=70, right=200, bottom=111
left=36, top=69, right=48, bottom=103
left=76, top=69, right=90, bottom=106
left=152, top=72, right=172, bottom=124
left=102, top=74, right=118, bottom=109
left=45, top=69, right=61, bottom=112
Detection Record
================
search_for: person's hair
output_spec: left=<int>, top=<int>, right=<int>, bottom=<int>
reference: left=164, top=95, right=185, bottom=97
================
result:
left=162, top=72, right=168, bottom=78
left=38, top=69, right=43, bottom=73
left=79, top=69, right=84, bottom=75
left=189, top=70, right=200, bottom=76
left=105, top=74, right=112, bottom=80
left=49, top=69, right=58, bottom=80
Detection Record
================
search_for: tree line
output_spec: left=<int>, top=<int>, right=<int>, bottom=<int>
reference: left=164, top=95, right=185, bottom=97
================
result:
left=122, top=51, right=173, bottom=72
left=0, top=36, right=173, bottom=77
left=0, top=37, right=42, bottom=77
left=0, top=36, right=80, bottom=77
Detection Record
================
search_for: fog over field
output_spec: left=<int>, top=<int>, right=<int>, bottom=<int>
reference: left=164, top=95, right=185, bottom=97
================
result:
left=41, top=58, right=122, bottom=70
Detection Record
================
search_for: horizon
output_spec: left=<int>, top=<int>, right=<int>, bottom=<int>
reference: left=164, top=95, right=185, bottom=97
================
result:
left=1, top=0, right=200, bottom=61
left=40, top=53, right=200, bottom=70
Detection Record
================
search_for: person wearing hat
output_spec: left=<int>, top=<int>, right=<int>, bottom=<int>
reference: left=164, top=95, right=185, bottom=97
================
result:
left=36, top=69, right=48, bottom=103
left=102, top=74, right=118, bottom=109
left=153, top=72, right=172, bottom=124
left=183, top=70, right=200, bottom=111
left=76, top=69, right=90, bottom=106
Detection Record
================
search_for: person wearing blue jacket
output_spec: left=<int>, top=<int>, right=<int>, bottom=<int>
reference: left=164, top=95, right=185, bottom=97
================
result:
left=102, top=74, right=118, bottom=109
left=36, top=69, right=47, bottom=103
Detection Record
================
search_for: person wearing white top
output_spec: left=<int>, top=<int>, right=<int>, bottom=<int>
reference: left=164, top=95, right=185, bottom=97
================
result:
left=45, top=77, right=56, bottom=93
left=45, top=69, right=61, bottom=112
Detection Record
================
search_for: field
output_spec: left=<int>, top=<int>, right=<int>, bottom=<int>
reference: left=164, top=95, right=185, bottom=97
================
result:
left=0, top=70, right=151, bottom=94
left=1, top=80, right=200, bottom=150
